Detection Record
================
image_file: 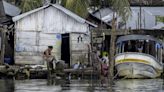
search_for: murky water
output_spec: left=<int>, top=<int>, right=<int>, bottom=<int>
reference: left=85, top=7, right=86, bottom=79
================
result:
left=0, top=79, right=163, bottom=92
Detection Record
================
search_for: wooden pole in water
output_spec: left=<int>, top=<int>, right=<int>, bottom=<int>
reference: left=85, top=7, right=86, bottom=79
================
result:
left=109, top=12, right=117, bottom=83
left=139, top=0, right=142, bottom=30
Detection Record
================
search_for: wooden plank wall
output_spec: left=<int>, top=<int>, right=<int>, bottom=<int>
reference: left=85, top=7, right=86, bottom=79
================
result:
left=70, top=33, right=90, bottom=66
left=15, top=31, right=61, bottom=65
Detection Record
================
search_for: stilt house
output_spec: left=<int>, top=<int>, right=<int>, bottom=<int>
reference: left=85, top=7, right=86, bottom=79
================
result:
left=13, top=4, right=97, bottom=66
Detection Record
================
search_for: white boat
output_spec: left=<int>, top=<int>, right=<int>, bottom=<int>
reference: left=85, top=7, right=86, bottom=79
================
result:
left=115, top=35, right=164, bottom=78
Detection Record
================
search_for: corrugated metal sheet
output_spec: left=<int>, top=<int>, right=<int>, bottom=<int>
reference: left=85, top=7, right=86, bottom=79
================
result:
left=143, top=7, right=164, bottom=16
left=3, top=1, right=21, bottom=16
left=92, top=7, right=164, bottom=30
left=126, top=7, right=163, bottom=29
left=93, top=8, right=113, bottom=19
left=152, top=23, right=164, bottom=29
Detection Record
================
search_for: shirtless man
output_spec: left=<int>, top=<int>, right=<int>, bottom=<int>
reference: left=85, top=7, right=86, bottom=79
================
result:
left=43, top=46, right=55, bottom=71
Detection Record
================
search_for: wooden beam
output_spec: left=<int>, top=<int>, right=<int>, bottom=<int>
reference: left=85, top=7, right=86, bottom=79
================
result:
left=131, top=29, right=164, bottom=36
left=92, top=29, right=164, bottom=36
left=91, top=29, right=130, bottom=36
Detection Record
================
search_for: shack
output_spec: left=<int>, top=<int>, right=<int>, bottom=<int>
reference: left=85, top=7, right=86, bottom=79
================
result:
left=12, top=4, right=97, bottom=66
left=0, top=0, right=21, bottom=64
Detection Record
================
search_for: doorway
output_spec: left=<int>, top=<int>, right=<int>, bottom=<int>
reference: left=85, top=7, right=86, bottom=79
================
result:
left=61, top=34, right=70, bottom=66
left=104, top=35, right=111, bottom=52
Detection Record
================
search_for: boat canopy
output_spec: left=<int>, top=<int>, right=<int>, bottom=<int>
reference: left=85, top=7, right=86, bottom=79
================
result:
left=116, top=35, right=164, bottom=47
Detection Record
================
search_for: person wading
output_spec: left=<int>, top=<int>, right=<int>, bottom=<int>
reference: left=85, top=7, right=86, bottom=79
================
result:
left=101, top=60, right=109, bottom=86
left=43, top=46, right=56, bottom=78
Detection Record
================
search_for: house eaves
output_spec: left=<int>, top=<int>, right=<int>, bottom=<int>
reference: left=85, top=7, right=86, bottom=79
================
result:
left=89, top=13, right=112, bottom=27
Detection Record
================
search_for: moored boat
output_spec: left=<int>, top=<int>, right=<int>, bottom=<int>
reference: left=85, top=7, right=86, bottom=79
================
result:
left=115, top=35, right=164, bottom=78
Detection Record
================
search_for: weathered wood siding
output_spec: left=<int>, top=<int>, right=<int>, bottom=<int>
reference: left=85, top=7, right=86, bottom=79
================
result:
left=15, top=6, right=89, bottom=33
left=70, top=33, right=90, bottom=65
left=15, top=31, right=61, bottom=64
left=14, top=6, right=90, bottom=65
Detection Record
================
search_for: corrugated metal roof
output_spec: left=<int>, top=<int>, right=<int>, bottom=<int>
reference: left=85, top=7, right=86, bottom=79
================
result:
left=92, top=7, right=114, bottom=23
left=116, top=35, right=164, bottom=46
left=128, top=7, right=164, bottom=30
left=12, top=4, right=97, bottom=27
left=130, top=7, right=164, bottom=16
left=152, top=23, right=164, bottom=29
left=13, top=5, right=49, bottom=22
left=3, top=0, right=21, bottom=16
left=92, top=7, right=164, bottom=22
left=91, top=6, right=164, bottom=30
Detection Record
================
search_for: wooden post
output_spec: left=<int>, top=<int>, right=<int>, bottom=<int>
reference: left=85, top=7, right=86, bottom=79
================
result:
left=109, top=12, right=117, bottom=83
left=90, top=30, right=93, bottom=66
left=0, top=26, right=7, bottom=64
left=139, top=0, right=142, bottom=30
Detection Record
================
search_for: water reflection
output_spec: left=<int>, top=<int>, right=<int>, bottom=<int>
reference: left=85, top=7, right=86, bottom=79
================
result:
left=114, top=79, right=164, bottom=92
left=0, top=79, right=15, bottom=92
left=0, top=79, right=163, bottom=92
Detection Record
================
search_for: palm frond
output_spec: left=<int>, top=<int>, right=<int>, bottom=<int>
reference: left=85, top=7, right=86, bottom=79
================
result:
left=20, top=0, right=43, bottom=13
left=61, top=0, right=89, bottom=18
left=110, top=0, right=131, bottom=22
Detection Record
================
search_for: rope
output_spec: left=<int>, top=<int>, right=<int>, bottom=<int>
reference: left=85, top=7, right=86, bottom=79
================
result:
left=120, top=75, right=128, bottom=80
left=112, top=70, right=121, bottom=79
left=112, top=69, right=130, bottom=80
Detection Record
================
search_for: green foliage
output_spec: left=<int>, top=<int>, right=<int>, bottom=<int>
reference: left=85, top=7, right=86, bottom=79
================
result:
left=6, top=0, right=43, bottom=13
left=89, top=0, right=101, bottom=7
left=156, top=16, right=164, bottom=23
left=110, top=0, right=131, bottom=23
left=19, top=0, right=43, bottom=13
left=61, top=0, right=131, bottom=21
left=61, top=0, right=89, bottom=18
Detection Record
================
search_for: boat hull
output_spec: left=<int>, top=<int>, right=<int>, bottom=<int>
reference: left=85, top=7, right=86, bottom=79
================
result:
left=115, top=53, right=163, bottom=78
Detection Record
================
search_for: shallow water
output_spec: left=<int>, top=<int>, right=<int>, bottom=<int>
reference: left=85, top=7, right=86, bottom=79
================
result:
left=0, top=79, right=163, bottom=92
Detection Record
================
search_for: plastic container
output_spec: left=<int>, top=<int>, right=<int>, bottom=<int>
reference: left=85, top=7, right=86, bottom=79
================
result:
left=4, top=57, right=13, bottom=65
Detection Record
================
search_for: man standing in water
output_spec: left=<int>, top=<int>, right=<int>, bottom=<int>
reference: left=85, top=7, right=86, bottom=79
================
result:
left=43, top=46, right=55, bottom=73
left=43, top=46, right=58, bottom=85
